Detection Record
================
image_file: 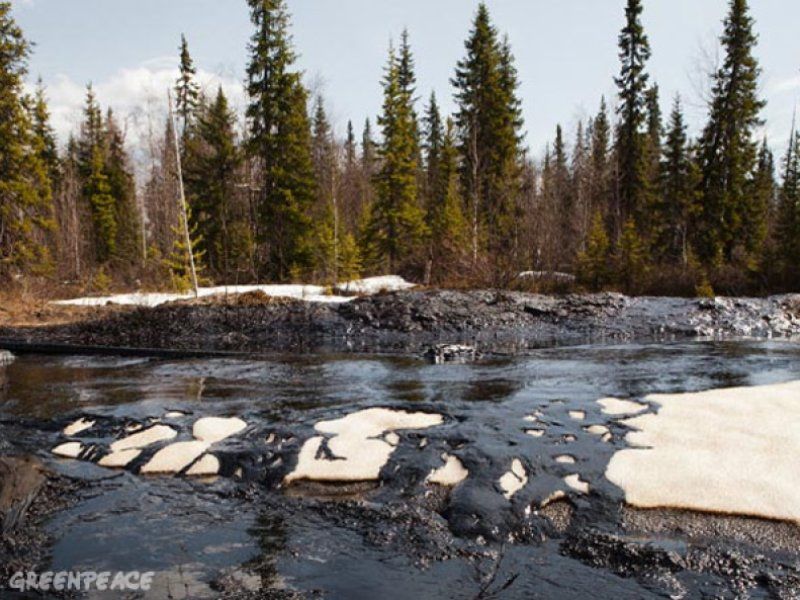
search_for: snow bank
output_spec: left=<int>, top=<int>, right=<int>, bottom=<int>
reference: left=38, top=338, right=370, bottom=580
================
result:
left=53, top=276, right=416, bottom=308
left=606, top=380, right=800, bottom=525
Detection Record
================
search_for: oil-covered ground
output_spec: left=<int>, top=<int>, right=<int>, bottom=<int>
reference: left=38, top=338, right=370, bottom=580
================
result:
left=2, top=340, right=800, bottom=598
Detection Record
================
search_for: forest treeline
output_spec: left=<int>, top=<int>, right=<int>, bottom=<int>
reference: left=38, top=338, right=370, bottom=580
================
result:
left=0, top=0, right=798, bottom=296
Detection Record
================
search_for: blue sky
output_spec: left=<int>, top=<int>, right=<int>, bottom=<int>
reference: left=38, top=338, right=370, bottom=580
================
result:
left=13, top=0, right=800, bottom=161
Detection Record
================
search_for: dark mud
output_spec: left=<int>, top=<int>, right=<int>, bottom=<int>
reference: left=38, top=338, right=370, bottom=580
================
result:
left=1, top=291, right=799, bottom=356
left=1, top=343, right=800, bottom=598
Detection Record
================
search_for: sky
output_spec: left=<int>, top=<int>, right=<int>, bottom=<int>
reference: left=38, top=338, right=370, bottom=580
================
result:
left=12, top=0, right=800, bottom=164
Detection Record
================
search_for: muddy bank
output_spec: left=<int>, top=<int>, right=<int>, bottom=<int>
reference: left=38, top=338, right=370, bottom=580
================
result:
left=2, top=290, right=799, bottom=355
left=0, top=456, right=83, bottom=585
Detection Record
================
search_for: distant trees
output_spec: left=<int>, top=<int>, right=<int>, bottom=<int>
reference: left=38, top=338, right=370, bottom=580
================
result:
left=1, top=0, right=796, bottom=297
left=0, top=2, right=54, bottom=280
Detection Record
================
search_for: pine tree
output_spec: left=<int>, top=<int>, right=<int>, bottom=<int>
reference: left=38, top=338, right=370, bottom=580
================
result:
left=697, top=0, right=765, bottom=264
left=577, top=211, right=611, bottom=291
left=452, top=3, right=524, bottom=277
left=552, top=124, right=573, bottom=264
left=310, top=95, right=340, bottom=282
left=246, top=0, right=317, bottom=281
left=184, top=87, right=244, bottom=280
left=615, top=217, right=648, bottom=294
left=777, top=126, right=800, bottom=282
left=31, top=79, right=60, bottom=184
left=365, top=43, right=426, bottom=273
left=654, top=96, right=696, bottom=263
left=0, top=3, right=55, bottom=278
left=345, top=120, right=357, bottom=168
left=85, top=145, right=117, bottom=263
left=614, top=0, right=652, bottom=236
left=105, top=109, right=142, bottom=267
left=175, top=34, right=200, bottom=138
left=423, top=97, right=466, bottom=282
left=590, top=97, right=612, bottom=219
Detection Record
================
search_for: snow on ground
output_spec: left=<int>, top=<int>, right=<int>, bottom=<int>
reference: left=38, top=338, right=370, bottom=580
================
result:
left=606, top=380, right=800, bottom=525
left=284, top=408, right=444, bottom=484
left=52, top=276, right=416, bottom=308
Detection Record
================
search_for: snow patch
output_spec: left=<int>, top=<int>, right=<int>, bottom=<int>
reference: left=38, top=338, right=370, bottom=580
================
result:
left=110, top=425, right=177, bottom=453
left=53, top=277, right=416, bottom=308
left=499, top=459, right=528, bottom=500
left=52, top=442, right=82, bottom=458
left=598, top=398, right=647, bottom=416
left=64, top=418, right=95, bottom=437
left=98, top=448, right=141, bottom=468
left=334, top=275, right=416, bottom=296
left=285, top=408, right=443, bottom=484
left=192, top=417, right=247, bottom=443
left=427, top=454, right=469, bottom=487
left=141, top=441, right=209, bottom=474
left=186, top=454, right=220, bottom=477
left=606, top=380, right=800, bottom=525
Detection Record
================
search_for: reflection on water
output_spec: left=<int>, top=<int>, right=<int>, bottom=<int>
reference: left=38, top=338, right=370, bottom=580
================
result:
left=1, top=340, right=800, bottom=598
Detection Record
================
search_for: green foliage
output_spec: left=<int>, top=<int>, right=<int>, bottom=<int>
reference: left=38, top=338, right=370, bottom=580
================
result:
left=365, top=41, right=427, bottom=273
left=0, top=2, right=54, bottom=279
left=652, top=96, right=699, bottom=263
left=614, top=0, right=652, bottom=233
left=696, top=0, right=765, bottom=264
left=577, top=211, right=612, bottom=291
left=85, top=145, right=117, bottom=263
left=184, top=87, right=245, bottom=281
left=246, top=0, right=317, bottom=281
left=452, top=3, right=524, bottom=275
left=162, top=204, right=206, bottom=293
left=175, top=33, right=200, bottom=137
left=615, top=217, right=649, bottom=294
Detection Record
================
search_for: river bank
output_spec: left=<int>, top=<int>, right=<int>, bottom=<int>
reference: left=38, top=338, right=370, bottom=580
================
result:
left=1, top=290, right=799, bottom=356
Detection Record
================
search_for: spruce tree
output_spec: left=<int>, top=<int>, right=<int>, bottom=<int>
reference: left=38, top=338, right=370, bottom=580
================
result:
left=654, top=96, right=696, bottom=263
left=185, top=87, right=244, bottom=280
left=246, top=0, right=317, bottom=281
left=105, top=109, right=142, bottom=267
left=577, top=211, right=611, bottom=291
left=452, top=3, right=523, bottom=277
left=614, top=0, right=652, bottom=235
left=175, top=34, right=200, bottom=137
left=0, top=2, right=54, bottom=278
left=365, top=43, right=426, bottom=273
left=590, top=97, right=612, bottom=219
left=778, top=127, right=800, bottom=282
left=311, top=95, right=339, bottom=282
left=697, top=0, right=765, bottom=264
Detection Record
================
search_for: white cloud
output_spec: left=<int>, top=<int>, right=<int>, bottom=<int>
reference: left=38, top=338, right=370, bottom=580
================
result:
left=770, top=76, right=800, bottom=95
left=29, top=59, right=247, bottom=181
